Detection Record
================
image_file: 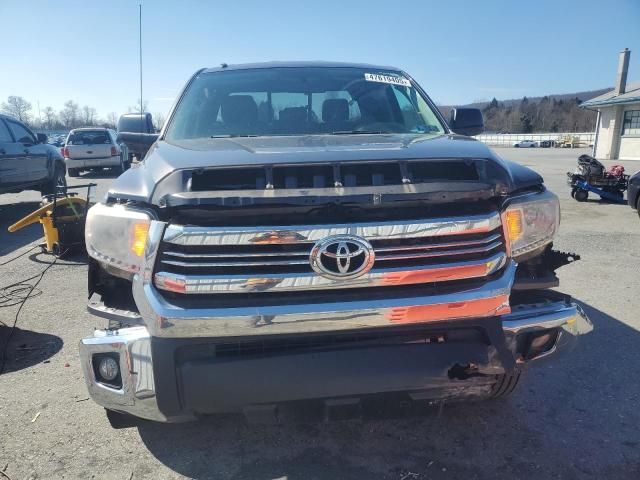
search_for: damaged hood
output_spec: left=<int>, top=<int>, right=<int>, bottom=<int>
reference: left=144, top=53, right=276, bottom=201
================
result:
left=107, top=133, right=543, bottom=204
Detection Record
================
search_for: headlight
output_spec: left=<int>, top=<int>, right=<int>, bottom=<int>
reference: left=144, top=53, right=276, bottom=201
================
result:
left=502, top=190, right=560, bottom=259
left=85, top=203, right=152, bottom=277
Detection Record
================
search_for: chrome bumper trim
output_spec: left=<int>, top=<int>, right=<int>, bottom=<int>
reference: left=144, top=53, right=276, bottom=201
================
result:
left=154, top=252, right=507, bottom=294
left=502, top=302, right=593, bottom=336
left=79, top=326, right=168, bottom=422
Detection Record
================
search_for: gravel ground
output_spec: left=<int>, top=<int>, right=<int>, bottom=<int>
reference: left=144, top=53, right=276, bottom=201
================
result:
left=1, top=148, right=640, bottom=480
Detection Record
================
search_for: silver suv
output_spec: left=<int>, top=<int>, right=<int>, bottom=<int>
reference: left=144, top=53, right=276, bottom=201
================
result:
left=63, top=127, right=129, bottom=177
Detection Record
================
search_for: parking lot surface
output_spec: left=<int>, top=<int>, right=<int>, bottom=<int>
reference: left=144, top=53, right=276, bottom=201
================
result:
left=1, top=148, right=639, bottom=480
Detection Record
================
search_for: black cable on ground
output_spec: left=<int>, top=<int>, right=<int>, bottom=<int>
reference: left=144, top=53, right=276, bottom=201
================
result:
left=0, top=252, right=64, bottom=374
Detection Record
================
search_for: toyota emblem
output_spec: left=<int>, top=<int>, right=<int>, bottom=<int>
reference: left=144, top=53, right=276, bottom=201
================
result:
left=310, top=235, right=375, bottom=280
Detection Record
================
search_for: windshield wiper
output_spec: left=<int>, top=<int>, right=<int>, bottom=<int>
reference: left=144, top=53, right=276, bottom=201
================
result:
left=330, top=130, right=390, bottom=135
left=210, top=134, right=259, bottom=138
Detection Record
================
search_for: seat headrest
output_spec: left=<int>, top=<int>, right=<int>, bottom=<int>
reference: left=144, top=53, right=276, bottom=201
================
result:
left=221, top=95, right=258, bottom=127
left=322, top=99, right=349, bottom=122
left=279, top=107, right=308, bottom=124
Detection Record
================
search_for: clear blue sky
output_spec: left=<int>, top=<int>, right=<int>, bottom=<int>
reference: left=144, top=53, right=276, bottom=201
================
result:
left=1, top=0, right=639, bottom=120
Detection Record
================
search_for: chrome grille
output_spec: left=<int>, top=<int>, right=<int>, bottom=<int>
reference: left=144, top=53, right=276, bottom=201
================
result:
left=154, top=212, right=507, bottom=294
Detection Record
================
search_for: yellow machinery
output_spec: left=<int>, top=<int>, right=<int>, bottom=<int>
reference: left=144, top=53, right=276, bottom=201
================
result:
left=8, top=184, right=96, bottom=256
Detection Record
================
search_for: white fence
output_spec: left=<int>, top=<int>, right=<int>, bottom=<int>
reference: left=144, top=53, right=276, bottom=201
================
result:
left=475, top=132, right=595, bottom=147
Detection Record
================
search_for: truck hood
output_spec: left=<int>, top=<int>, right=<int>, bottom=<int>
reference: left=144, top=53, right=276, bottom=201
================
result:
left=107, top=133, right=543, bottom=204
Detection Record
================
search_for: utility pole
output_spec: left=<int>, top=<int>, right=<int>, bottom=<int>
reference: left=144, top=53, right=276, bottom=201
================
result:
left=139, top=3, right=143, bottom=117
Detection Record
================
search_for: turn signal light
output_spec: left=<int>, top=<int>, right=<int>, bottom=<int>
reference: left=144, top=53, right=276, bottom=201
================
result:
left=111, top=146, right=118, bottom=156
left=504, top=209, right=523, bottom=242
left=130, top=223, right=150, bottom=257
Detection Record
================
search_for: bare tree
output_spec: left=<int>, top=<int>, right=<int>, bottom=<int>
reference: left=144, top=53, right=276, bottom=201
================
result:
left=59, top=100, right=80, bottom=129
left=154, top=112, right=166, bottom=131
left=1, top=96, right=32, bottom=123
left=128, top=99, right=149, bottom=113
left=107, top=112, right=118, bottom=128
left=81, top=105, right=97, bottom=126
left=42, top=106, right=56, bottom=130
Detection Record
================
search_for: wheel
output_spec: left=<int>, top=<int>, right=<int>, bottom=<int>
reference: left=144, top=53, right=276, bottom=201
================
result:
left=40, top=164, right=67, bottom=196
left=636, top=196, right=640, bottom=218
left=571, top=188, right=577, bottom=198
left=116, top=153, right=131, bottom=174
left=489, top=371, right=522, bottom=398
left=68, top=168, right=80, bottom=177
left=105, top=409, right=140, bottom=429
left=574, top=189, right=588, bottom=202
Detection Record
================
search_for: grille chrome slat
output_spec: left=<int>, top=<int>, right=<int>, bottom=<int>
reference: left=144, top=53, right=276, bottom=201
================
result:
left=161, top=258, right=310, bottom=267
left=376, top=241, right=502, bottom=261
left=163, top=250, right=310, bottom=259
left=373, top=233, right=502, bottom=253
left=163, top=212, right=502, bottom=246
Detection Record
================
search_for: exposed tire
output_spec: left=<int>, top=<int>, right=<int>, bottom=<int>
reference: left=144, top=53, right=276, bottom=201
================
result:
left=116, top=153, right=131, bottom=175
left=489, top=371, right=522, bottom=398
left=40, top=164, right=67, bottom=196
left=574, top=189, right=588, bottom=202
left=105, top=409, right=140, bottom=429
left=636, top=195, right=640, bottom=219
left=68, top=168, right=80, bottom=177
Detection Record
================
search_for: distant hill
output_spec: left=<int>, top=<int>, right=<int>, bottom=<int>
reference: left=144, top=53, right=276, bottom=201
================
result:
left=438, top=87, right=610, bottom=133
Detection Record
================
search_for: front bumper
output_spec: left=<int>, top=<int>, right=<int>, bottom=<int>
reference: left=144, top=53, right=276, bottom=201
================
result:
left=65, top=156, right=120, bottom=169
left=79, top=300, right=592, bottom=422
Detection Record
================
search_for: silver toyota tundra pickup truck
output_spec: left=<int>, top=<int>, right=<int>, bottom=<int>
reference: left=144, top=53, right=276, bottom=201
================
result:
left=79, top=62, right=592, bottom=426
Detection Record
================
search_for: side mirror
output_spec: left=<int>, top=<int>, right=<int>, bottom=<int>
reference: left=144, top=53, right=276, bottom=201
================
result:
left=37, top=133, right=48, bottom=144
left=116, top=132, right=159, bottom=147
left=449, top=108, right=484, bottom=136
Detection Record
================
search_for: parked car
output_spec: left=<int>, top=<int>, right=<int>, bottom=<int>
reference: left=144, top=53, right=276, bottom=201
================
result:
left=117, top=113, right=155, bottom=161
left=63, top=127, right=129, bottom=177
left=80, top=62, right=591, bottom=427
left=513, top=140, right=537, bottom=148
left=627, top=170, right=640, bottom=215
left=0, top=114, right=66, bottom=196
left=48, top=136, right=64, bottom=147
left=535, top=140, right=553, bottom=148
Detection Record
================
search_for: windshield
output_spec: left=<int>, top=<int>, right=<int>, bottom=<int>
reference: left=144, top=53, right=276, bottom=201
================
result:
left=66, top=130, right=111, bottom=145
left=165, top=67, right=446, bottom=140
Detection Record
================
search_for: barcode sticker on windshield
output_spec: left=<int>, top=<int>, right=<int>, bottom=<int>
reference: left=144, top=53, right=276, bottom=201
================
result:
left=364, top=73, right=411, bottom=87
